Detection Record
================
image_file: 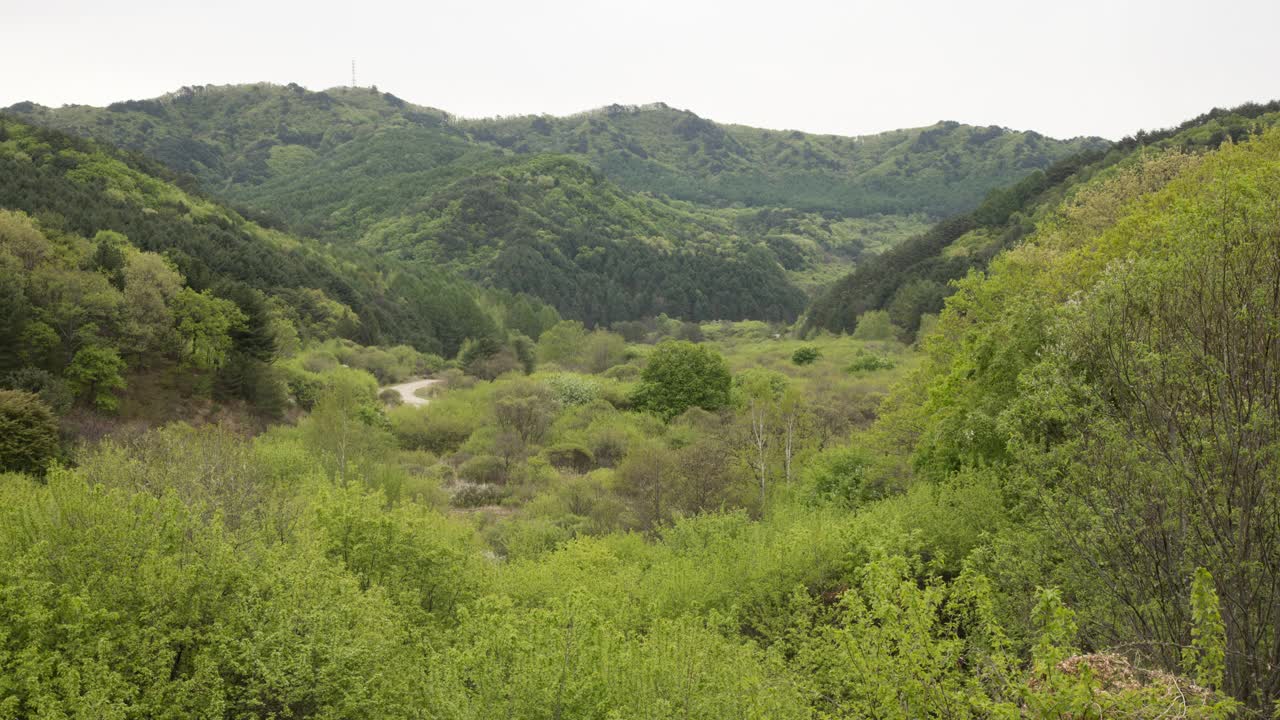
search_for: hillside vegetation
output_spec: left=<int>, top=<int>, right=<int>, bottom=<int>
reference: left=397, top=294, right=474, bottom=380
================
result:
left=0, top=115, right=564, bottom=422
left=806, top=100, right=1280, bottom=336
left=7, top=84, right=1103, bottom=321
left=3, top=115, right=1277, bottom=717
left=464, top=103, right=1107, bottom=216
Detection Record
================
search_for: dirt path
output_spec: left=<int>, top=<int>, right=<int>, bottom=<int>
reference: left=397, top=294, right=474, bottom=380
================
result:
left=382, top=377, right=442, bottom=407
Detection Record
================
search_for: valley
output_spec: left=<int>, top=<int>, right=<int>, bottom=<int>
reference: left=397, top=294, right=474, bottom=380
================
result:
left=0, top=74, right=1277, bottom=718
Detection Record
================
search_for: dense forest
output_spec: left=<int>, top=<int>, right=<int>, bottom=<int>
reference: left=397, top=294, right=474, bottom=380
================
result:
left=6, top=84, right=1102, bottom=321
left=2, top=81, right=1279, bottom=719
left=0, top=115, right=565, bottom=421
left=805, top=99, right=1280, bottom=336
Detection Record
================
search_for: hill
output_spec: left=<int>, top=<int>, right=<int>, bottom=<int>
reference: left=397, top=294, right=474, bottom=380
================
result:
left=0, top=114, right=520, bottom=416
left=463, top=103, right=1108, bottom=216
left=8, top=84, right=1106, bottom=218
left=804, top=99, right=1280, bottom=336
left=6, top=84, right=1105, bottom=321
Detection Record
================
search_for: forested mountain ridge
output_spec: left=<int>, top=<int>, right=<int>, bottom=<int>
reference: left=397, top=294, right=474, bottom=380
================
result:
left=804, top=99, right=1280, bottom=336
left=6, top=84, right=1104, bottom=322
left=6, top=83, right=1106, bottom=217
left=0, top=114, right=546, bottom=419
left=5, top=83, right=458, bottom=191
left=462, top=103, right=1109, bottom=216
left=287, top=150, right=809, bottom=324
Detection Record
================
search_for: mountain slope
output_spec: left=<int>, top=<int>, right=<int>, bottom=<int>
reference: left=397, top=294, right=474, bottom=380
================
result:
left=7, top=84, right=1108, bottom=322
left=804, top=99, right=1280, bottom=336
left=463, top=104, right=1108, bottom=216
left=851, top=123, right=1280, bottom=711
left=7, top=84, right=1105, bottom=218
left=0, top=114, right=499, bottom=358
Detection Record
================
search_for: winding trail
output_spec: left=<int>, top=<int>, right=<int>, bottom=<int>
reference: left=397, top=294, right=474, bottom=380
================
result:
left=382, top=377, right=442, bottom=407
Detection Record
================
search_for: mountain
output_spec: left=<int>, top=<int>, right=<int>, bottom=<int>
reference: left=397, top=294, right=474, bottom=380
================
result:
left=462, top=104, right=1108, bottom=216
left=6, top=84, right=1106, bottom=322
left=804, top=99, right=1280, bottom=336
left=0, top=114, right=519, bottom=416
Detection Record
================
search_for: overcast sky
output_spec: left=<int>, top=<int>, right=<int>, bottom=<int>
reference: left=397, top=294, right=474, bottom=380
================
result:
left=4, top=0, right=1278, bottom=140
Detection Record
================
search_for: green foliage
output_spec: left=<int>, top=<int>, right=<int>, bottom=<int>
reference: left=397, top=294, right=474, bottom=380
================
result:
left=546, top=373, right=601, bottom=406
left=860, top=125, right=1280, bottom=712
left=535, top=320, right=587, bottom=366
left=172, top=287, right=246, bottom=369
left=0, top=114, right=502, bottom=361
left=806, top=100, right=1280, bottom=336
left=803, top=444, right=871, bottom=508
left=1185, top=568, right=1227, bottom=691
left=5, top=86, right=1277, bottom=720
left=0, top=390, right=59, bottom=474
left=845, top=350, right=896, bottom=374
left=632, top=340, right=731, bottom=421
left=790, top=345, right=820, bottom=365
left=464, top=106, right=1104, bottom=217
left=849, top=309, right=899, bottom=341
left=64, top=344, right=126, bottom=410
left=8, top=85, right=1107, bottom=326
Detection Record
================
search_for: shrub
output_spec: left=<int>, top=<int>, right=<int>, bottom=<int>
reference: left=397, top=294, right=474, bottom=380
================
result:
left=545, top=443, right=595, bottom=473
left=851, top=310, right=901, bottom=341
left=546, top=373, right=600, bottom=406
left=804, top=445, right=872, bottom=508
left=4, top=367, right=74, bottom=414
left=602, top=364, right=641, bottom=381
left=0, top=389, right=59, bottom=474
left=379, top=388, right=404, bottom=407
left=389, top=401, right=482, bottom=454
left=631, top=340, right=732, bottom=421
left=451, top=482, right=510, bottom=508
left=458, top=454, right=508, bottom=485
left=846, top=352, right=896, bottom=374
left=791, top=346, right=821, bottom=365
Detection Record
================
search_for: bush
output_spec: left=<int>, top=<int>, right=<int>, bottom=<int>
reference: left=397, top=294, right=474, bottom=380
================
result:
left=0, top=389, right=59, bottom=474
left=3, top=367, right=74, bottom=414
left=379, top=388, right=404, bottom=407
left=631, top=340, right=732, bottom=421
left=791, top=346, right=821, bottom=365
left=851, top=310, right=901, bottom=341
left=389, top=401, right=483, bottom=454
left=846, top=352, right=896, bottom=374
left=546, top=373, right=600, bottom=406
left=804, top=445, right=872, bottom=508
left=451, top=482, right=510, bottom=508
left=602, top=364, right=641, bottom=381
left=458, top=454, right=508, bottom=485
left=545, top=443, right=595, bottom=473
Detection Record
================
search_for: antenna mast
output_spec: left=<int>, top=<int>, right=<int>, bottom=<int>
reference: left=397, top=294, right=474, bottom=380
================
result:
left=351, top=59, right=357, bottom=88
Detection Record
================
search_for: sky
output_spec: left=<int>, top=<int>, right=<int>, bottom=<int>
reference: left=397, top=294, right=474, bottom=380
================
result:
left=3, top=0, right=1278, bottom=140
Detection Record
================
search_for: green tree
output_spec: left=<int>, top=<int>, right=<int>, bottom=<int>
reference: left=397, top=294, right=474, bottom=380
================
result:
left=0, top=389, right=59, bottom=474
left=850, top=310, right=899, bottom=341
left=89, top=230, right=128, bottom=290
left=632, top=341, right=731, bottom=421
left=303, top=368, right=388, bottom=486
left=616, top=440, right=677, bottom=531
left=494, top=378, right=559, bottom=445
left=735, top=369, right=788, bottom=509
left=1184, top=567, right=1227, bottom=691
left=536, top=320, right=588, bottom=367
left=790, top=346, right=820, bottom=365
left=582, top=329, right=627, bottom=373
left=64, top=344, right=126, bottom=411
left=172, top=288, right=247, bottom=370
left=120, top=251, right=182, bottom=359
